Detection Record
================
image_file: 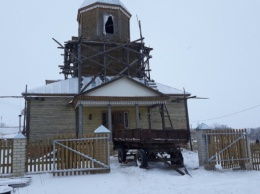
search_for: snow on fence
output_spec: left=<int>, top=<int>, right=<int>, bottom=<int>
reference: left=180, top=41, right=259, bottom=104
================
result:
left=0, top=139, right=13, bottom=175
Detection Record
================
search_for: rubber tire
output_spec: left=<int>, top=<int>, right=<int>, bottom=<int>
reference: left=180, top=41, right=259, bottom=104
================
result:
left=118, top=147, right=126, bottom=163
left=170, top=151, right=184, bottom=166
left=136, top=149, right=148, bottom=168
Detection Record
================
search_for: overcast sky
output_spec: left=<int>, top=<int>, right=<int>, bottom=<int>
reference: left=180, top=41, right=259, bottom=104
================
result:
left=0, top=0, right=260, bottom=128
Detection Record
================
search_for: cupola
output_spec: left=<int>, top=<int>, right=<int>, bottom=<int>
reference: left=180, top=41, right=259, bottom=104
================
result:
left=77, top=0, right=131, bottom=42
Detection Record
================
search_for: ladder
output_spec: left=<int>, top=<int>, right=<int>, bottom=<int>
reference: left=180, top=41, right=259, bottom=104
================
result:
left=160, top=104, right=173, bottom=129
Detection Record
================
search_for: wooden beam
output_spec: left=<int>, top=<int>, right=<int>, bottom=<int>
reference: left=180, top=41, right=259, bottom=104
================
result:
left=78, top=104, right=83, bottom=138
left=108, top=104, right=112, bottom=132
left=80, top=72, right=100, bottom=93
left=135, top=103, right=140, bottom=128
left=160, top=104, right=165, bottom=130
left=148, top=106, right=152, bottom=130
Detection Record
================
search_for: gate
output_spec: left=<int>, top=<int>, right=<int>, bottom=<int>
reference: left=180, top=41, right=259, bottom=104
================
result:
left=204, top=129, right=250, bottom=169
left=52, top=134, right=110, bottom=176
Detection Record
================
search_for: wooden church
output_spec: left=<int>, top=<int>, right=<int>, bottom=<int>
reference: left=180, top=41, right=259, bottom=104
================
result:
left=22, top=0, right=191, bottom=140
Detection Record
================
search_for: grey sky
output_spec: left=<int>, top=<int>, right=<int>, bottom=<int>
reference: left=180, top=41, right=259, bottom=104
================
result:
left=0, top=0, right=259, bottom=128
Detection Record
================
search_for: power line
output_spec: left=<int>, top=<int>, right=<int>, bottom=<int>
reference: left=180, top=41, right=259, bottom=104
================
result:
left=191, top=104, right=260, bottom=123
left=0, top=96, right=23, bottom=98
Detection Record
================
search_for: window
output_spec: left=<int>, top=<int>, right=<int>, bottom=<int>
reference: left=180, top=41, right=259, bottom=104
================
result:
left=104, top=15, right=114, bottom=35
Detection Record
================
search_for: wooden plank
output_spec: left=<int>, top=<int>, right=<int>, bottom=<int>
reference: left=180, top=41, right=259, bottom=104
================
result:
left=6, top=140, right=12, bottom=173
left=48, top=139, right=52, bottom=171
left=69, top=139, right=72, bottom=176
left=57, top=143, right=61, bottom=176
left=41, top=141, right=44, bottom=171
left=78, top=138, right=82, bottom=175
left=65, top=140, right=69, bottom=176
left=74, top=139, right=78, bottom=175
left=3, top=141, right=7, bottom=173
left=0, top=141, right=2, bottom=173
left=251, top=143, right=260, bottom=170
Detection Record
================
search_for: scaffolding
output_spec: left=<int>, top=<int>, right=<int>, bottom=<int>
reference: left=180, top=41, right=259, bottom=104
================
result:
left=55, top=37, right=153, bottom=93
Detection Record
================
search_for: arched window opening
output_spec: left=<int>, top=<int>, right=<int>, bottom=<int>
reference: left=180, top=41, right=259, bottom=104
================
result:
left=105, top=16, right=114, bottom=34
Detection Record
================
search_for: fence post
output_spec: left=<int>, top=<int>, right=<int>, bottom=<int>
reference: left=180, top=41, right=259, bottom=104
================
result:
left=244, top=136, right=253, bottom=170
left=94, top=125, right=111, bottom=173
left=196, top=129, right=215, bottom=170
left=12, top=133, right=27, bottom=177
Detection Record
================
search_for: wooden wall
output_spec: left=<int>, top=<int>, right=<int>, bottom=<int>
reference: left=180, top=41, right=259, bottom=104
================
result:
left=26, top=96, right=188, bottom=140
left=79, top=7, right=130, bottom=42
left=167, top=96, right=188, bottom=129
left=150, top=96, right=188, bottom=130
left=26, top=97, right=76, bottom=140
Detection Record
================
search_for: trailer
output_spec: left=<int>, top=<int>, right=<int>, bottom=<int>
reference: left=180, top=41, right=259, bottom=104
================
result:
left=113, top=128, right=190, bottom=175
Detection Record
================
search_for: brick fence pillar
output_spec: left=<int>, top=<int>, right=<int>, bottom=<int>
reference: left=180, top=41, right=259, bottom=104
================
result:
left=12, top=133, right=27, bottom=177
left=196, top=129, right=215, bottom=170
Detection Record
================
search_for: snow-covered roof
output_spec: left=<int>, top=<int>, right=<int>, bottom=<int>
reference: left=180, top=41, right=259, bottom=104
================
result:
left=195, top=123, right=213, bottom=130
left=80, top=0, right=128, bottom=11
left=155, top=82, right=189, bottom=95
left=26, top=78, right=79, bottom=95
left=25, top=76, right=189, bottom=96
left=94, top=125, right=110, bottom=133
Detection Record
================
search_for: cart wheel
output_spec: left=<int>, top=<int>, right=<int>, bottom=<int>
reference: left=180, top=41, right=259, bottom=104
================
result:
left=118, top=147, right=126, bottom=163
left=170, top=151, right=184, bottom=166
left=136, top=149, right=147, bottom=168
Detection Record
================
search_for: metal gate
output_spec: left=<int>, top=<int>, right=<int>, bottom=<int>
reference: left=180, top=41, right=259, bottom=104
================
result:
left=52, top=135, right=110, bottom=176
left=204, top=129, right=250, bottom=169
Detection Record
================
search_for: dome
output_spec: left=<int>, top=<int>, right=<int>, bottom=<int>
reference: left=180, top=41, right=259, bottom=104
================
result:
left=80, top=0, right=128, bottom=11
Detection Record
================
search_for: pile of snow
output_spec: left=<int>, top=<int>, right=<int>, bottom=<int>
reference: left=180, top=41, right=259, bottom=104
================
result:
left=14, top=149, right=260, bottom=194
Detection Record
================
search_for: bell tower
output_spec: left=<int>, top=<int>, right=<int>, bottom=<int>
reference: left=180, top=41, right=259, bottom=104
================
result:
left=59, top=0, right=153, bottom=92
left=78, top=0, right=131, bottom=42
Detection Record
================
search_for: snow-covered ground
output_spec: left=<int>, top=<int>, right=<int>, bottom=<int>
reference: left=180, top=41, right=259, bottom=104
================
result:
left=12, top=149, right=260, bottom=194
left=1, top=128, right=259, bottom=193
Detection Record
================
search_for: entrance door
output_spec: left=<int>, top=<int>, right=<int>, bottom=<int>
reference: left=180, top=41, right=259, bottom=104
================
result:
left=102, top=111, right=128, bottom=130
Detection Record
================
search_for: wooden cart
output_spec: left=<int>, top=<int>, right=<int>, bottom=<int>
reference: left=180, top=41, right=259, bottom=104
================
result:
left=113, top=128, right=190, bottom=175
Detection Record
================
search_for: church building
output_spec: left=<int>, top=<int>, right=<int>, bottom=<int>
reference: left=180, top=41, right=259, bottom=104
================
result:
left=22, top=0, right=191, bottom=140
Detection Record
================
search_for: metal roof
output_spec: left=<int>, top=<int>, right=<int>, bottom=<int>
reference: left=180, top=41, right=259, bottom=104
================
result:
left=155, top=82, right=189, bottom=95
left=25, top=76, right=189, bottom=96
